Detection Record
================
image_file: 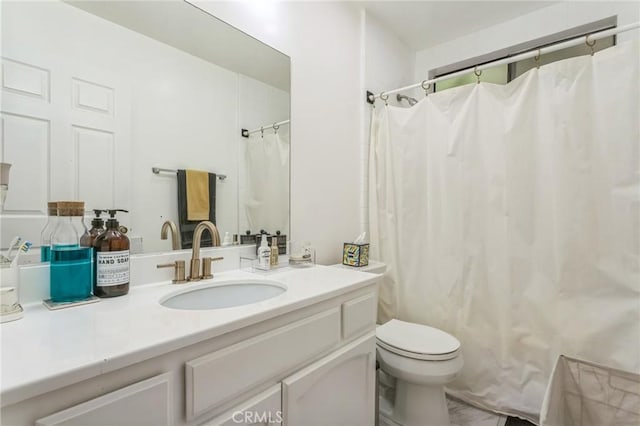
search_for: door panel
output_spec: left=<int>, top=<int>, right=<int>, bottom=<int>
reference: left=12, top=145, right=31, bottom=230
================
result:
left=0, top=52, right=130, bottom=248
left=282, top=332, right=376, bottom=426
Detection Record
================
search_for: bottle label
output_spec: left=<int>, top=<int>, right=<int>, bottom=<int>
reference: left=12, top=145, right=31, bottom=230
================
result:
left=258, top=248, right=271, bottom=269
left=96, top=250, right=130, bottom=286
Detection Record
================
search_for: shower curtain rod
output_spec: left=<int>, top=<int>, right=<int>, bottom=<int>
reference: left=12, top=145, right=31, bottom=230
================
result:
left=368, top=21, right=640, bottom=103
left=241, top=119, right=290, bottom=138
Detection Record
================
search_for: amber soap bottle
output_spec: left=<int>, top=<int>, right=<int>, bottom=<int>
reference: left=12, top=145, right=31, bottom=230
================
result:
left=93, top=209, right=130, bottom=298
left=80, top=209, right=106, bottom=248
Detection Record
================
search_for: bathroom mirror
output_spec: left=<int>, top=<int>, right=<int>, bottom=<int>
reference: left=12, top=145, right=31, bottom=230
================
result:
left=0, top=0, right=290, bottom=255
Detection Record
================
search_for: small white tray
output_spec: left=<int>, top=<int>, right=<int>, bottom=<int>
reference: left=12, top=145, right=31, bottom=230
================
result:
left=0, top=304, right=23, bottom=323
left=43, top=296, right=100, bottom=311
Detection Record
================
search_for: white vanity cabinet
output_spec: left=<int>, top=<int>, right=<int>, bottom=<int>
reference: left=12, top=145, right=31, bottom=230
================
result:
left=1, top=281, right=378, bottom=426
left=187, top=288, right=377, bottom=426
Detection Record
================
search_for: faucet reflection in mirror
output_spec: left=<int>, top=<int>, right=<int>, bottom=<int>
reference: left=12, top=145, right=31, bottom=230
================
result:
left=160, top=220, right=180, bottom=251
left=188, top=221, right=221, bottom=282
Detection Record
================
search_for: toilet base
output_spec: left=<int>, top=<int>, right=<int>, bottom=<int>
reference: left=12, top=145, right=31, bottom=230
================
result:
left=391, top=380, right=450, bottom=426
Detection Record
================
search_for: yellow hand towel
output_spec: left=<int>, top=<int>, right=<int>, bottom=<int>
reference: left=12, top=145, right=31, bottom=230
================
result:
left=186, top=169, right=210, bottom=221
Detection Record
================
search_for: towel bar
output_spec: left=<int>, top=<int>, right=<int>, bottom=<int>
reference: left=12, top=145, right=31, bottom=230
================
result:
left=152, top=167, right=227, bottom=181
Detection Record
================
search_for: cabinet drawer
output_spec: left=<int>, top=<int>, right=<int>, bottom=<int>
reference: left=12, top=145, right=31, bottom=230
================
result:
left=186, top=307, right=341, bottom=420
left=35, top=373, right=172, bottom=426
left=342, top=292, right=377, bottom=340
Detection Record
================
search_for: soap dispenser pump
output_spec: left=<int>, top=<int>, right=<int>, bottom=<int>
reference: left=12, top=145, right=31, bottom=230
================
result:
left=93, top=209, right=130, bottom=298
left=80, top=209, right=106, bottom=247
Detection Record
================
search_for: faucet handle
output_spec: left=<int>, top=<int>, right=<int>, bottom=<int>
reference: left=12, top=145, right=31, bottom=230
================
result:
left=157, top=260, right=187, bottom=284
left=202, top=256, right=224, bottom=280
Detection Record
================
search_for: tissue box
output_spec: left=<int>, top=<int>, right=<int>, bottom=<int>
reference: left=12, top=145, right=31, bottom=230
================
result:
left=342, top=243, right=369, bottom=267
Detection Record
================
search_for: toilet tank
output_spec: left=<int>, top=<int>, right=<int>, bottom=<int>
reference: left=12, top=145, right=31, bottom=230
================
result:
left=331, top=260, right=386, bottom=274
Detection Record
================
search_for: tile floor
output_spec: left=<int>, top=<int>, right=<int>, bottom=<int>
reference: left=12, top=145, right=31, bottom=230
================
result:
left=379, top=394, right=534, bottom=426
left=447, top=397, right=507, bottom=426
left=379, top=395, right=508, bottom=426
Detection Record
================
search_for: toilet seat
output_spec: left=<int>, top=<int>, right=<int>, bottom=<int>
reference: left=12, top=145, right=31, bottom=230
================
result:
left=376, top=319, right=461, bottom=361
left=377, top=339, right=459, bottom=361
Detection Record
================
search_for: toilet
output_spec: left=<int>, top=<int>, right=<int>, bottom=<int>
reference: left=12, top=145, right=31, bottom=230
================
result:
left=331, top=261, right=463, bottom=426
left=376, top=319, right=463, bottom=426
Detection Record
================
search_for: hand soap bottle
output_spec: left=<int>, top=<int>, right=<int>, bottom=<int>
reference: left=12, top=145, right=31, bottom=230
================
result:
left=93, top=209, right=130, bottom=298
left=80, top=209, right=105, bottom=248
left=257, top=236, right=271, bottom=270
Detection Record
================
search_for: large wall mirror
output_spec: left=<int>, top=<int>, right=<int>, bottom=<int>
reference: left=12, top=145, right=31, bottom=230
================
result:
left=0, top=0, right=290, bottom=256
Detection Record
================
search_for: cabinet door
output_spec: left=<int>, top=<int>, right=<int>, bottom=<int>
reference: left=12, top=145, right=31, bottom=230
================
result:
left=203, top=385, right=282, bottom=426
left=282, top=332, right=376, bottom=426
left=35, top=373, right=171, bottom=426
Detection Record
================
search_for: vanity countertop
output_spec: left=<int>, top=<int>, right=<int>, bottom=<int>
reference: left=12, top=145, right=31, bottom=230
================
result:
left=0, top=265, right=379, bottom=407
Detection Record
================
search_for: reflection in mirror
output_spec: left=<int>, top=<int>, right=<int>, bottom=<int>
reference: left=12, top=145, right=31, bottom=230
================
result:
left=0, top=0, right=290, bottom=257
left=239, top=84, right=290, bottom=244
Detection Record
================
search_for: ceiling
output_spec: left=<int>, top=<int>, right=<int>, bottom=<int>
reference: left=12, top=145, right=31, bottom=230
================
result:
left=359, top=1, right=557, bottom=51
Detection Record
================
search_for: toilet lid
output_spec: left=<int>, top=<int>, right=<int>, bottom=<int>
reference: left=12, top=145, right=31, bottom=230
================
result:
left=376, top=319, right=460, bottom=360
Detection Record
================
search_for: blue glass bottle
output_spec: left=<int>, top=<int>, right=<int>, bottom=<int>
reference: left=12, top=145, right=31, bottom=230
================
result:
left=50, top=201, right=92, bottom=302
left=40, top=202, right=58, bottom=262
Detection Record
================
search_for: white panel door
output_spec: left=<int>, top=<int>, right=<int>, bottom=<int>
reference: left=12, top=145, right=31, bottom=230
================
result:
left=0, top=49, right=130, bottom=249
left=1, top=57, right=55, bottom=247
left=282, top=332, right=376, bottom=426
left=35, top=372, right=172, bottom=426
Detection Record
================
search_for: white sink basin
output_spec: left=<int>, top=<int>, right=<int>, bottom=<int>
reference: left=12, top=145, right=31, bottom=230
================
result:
left=160, top=279, right=287, bottom=310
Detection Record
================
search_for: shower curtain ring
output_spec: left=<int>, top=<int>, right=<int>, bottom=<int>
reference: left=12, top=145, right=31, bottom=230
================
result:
left=260, top=126, right=264, bottom=138
left=273, top=123, right=279, bottom=134
left=534, top=49, right=541, bottom=69
left=380, top=93, right=389, bottom=106
left=421, top=80, right=431, bottom=97
left=474, top=67, right=482, bottom=84
left=585, top=36, right=596, bottom=56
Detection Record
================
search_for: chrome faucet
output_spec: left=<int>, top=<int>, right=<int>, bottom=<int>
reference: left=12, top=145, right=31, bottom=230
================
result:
left=160, top=220, right=181, bottom=250
left=188, top=221, right=221, bottom=281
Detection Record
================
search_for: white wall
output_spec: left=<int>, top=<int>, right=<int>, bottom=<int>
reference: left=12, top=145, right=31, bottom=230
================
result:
left=364, top=13, right=416, bottom=101
left=414, top=1, right=640, bottom=80
left=193, top=1, right=363, bottom=264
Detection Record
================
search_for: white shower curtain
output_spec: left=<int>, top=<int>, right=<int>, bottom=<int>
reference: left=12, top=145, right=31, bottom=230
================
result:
left=369, top=41, right=639, bottom=421
left=244, top=128, right=290, bottom=235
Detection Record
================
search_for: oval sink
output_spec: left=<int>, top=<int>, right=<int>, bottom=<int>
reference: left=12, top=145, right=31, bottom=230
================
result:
left=160, top=279, right=286, bottom=310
